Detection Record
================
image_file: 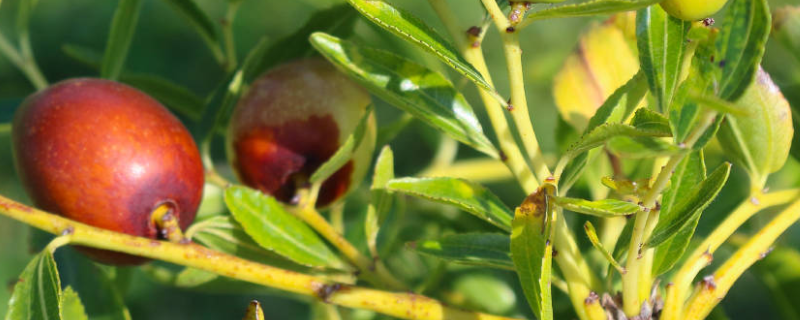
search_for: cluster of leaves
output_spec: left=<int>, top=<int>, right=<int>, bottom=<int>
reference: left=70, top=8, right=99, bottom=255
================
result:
left=3, top=0, right=800, bottom=319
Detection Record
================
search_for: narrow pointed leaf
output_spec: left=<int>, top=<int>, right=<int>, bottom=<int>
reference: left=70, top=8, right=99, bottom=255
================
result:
left=565, top=123, right=668, bottom=159
left=310, top=105, right=373, bottom=184
left=607, top=136, right=684, bottom=159
left=60, top=287, right=88, bottom=320
left=387, top=177, right=512, bottom=232
left=101, top=0, right=142, bottom=80
left=5, top=252, right=61, bottom=320
left=636, top=5, right=689, bottom=112
left=311, top=33, right=497, bottom=158
left=511, top=187, right=553, bottom=320
left=554, top=197, right=640, bottom=217
left=647, top=162, right=731, bottom=248
left=653, top=151, right=706, bottom=275
left=345, top=0, right=499, bottom=100
left=584, top=221, right=625, bottom=274
left=716, top=0, right=771, bottom=101
left=189, top=216, right=315, bottom=272
left=523, top=0, right=660, bottom=22
left=411, top=233, right=513, bottom=270
left=224, top=185, right=347, bottom=269
left=630, top=108, right=673, bottom=136
left=366, top=146, right=396, bottom=257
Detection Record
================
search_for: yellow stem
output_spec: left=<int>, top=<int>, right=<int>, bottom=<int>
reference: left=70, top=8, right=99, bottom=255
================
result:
left=293, top=205, right=405, bottom=291
left=428, top=0, right=538, bottom=193
left=419, top=159, right=513, bottom=183
left=661, top=189, right=800, bottom=320
left=622, top=110, right=717, bottom=316
left=0, top=194, right=515, bottom=320
left=682, top=198, right=800, bottom=319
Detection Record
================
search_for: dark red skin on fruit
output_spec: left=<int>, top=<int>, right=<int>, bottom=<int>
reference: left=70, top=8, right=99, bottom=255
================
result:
left=12, top=78, right=205, bottom=265
left=229, top=59, right=367, bottom=208
left=233, top=116, right=354, bottom=207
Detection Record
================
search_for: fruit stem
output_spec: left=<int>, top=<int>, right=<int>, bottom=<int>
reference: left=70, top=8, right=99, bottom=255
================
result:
left=0, top=193, right=515, bottom=320
left=296, top=184, right=406, bottom=291
left=150, top=203, right=186, bottom=243
left=660, top=188, right=800, bottom=320
left=622, top=110, right=717, bottom=316
left=681, top=197, right=800, bottom=319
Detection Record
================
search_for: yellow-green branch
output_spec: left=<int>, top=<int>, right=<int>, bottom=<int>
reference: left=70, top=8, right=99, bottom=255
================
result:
left=681, top=198, right=800, bottom=319
left=660, top=188, right=800, bottom=320
left=0, top=194, right=516, bottom=320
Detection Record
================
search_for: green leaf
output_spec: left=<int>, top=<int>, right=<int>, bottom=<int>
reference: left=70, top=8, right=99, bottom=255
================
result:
left=716, top=0, right=771, bottom=101
left=311, top=33, right=498, bottom=158
left=647, top=162, right=731, bottom=248
left=310, top=105, right=373, bottom=184
left=554, top=197, right=640, bottom=217
left=612, top=216, right=635, bottom=262
left=523, top=0, right=660, bottom=22
left=387, top=177, right=513, bottom=232
left=60, top=287, right=88, bottom=320
left=411, top=233, right=513, bottom=270
left=607, top=136, right=684, bottom=159
left=189, top=216, right=314, bottom=272
left=510, top=187, right=554, bottom=320
left=162, top=0, right=220, bottom=60
left=689, top=92, right=750, bottom=117
left=584, top=221, right=625, bottom=274
left=62, top=44, right=103, bottom=68
left=120, top=74, right=205, bottom=121
left=345, top=0, right=502, bottom=103
left=224, top=185, right=347, bottom=269
left=630, top=108, right=673, bottom=137
left=366, top=146, right=395, bottom=257
left=636, top=5, right=689, bottom=112
left=716, top=69, right=794, bottom=188
left=586, top=72, right=649, bottom=133
left=653, top=151, right=706, bottom=275
left=5, top=252, right=61, bottom=320
left=248, top=4, right=358, bottom=83
left=101, top=0, right=142, bottom=80
left=565, top=123, right=668, bottom=159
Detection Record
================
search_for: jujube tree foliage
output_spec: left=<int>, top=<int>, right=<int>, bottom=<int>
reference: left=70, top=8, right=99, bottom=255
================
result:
left=0, top=0, right=799, bottom=319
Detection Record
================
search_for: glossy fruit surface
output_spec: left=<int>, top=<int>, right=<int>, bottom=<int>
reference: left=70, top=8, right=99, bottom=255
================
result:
left=12, top=78, right=205, bottom=264
left=227, top=58, right=376, bottom=208
left=660, top=0, right=727, bottom=21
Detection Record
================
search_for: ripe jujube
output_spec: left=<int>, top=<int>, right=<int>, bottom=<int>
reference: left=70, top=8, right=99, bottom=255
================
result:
left=226, top=58, right=376, bottom=208
left=12, top=78, right=205, bottom=265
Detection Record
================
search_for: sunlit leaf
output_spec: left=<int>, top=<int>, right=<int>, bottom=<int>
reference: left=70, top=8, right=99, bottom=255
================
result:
left=584, top=221, right=625, bottom=274
left=647, top=162, right=731, bottom=248
left=311, top=33, right=498, bottom=158
left=636, top=5, right=689, bottom=112
left=387, top=177, right=512, bottom=232
left=554, top=197, right=640, bottom=217
left=224, top=185, right=347, bottom=269
left=510, top=186, right=554, bottom=320
left=5, top=252, right=60, bottom=320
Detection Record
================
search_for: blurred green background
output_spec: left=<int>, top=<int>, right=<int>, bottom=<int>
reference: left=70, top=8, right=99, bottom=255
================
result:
left=1, top=0, right=799, bottom=319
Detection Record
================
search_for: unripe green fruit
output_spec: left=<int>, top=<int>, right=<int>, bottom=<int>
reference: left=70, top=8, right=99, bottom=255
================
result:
left=227, top=58, right=376, bottom=208
left=660, top=0, right=728, bottom=21
left=12, top=78, right=205, bottom=265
